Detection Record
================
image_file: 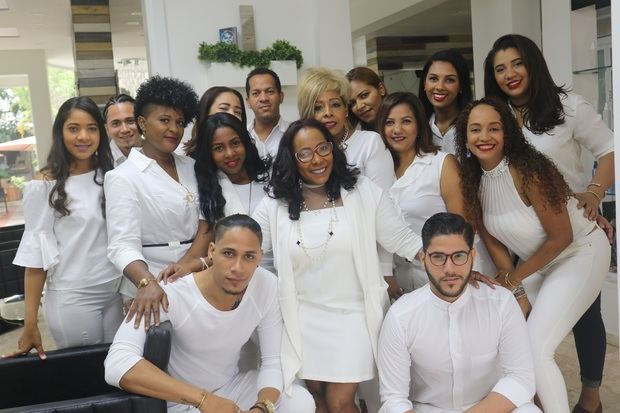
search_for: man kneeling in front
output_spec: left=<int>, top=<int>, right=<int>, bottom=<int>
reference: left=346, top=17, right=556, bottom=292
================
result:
left=105, top=214, right=314, bottom=412
left=378, top=212, right=540, bottom=413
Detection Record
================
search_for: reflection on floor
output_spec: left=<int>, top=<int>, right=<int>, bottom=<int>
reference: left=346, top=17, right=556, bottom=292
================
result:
left=0, top=309, right=618, bottom=410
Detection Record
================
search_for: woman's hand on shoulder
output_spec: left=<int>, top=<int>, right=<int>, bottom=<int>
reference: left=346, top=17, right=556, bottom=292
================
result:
left=2, top=325, right=46, bottom=360
left=126, top=280, right=169, bottom=330
left=157, top=259, right=203, bottom=284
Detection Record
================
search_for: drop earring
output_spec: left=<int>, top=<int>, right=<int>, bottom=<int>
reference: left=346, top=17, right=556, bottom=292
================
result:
left=466, top=147, right=472, bottom=158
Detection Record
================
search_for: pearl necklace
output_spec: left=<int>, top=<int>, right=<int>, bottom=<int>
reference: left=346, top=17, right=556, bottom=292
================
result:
left=296, top=196, right=337, bottom=262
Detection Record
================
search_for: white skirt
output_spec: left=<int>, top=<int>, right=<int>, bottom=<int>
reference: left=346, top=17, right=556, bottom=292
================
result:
left=297, top=300, right=374, bottom=383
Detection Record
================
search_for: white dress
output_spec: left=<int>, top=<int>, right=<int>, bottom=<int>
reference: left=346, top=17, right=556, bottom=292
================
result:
left=292, top=207, right=374, bottom=382
left=105, top=148, right=200, bottom=297
left=14, top=171, right=122, bottom=347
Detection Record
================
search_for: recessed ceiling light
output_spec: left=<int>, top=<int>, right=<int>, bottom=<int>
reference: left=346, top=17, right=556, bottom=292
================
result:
left=130, top=12, right=142, bottom=16
left=127, top=21, right=140, bottom=26
left=0, top=27, right=19, bottom=37
left=0, top=0, right=8, bottom=11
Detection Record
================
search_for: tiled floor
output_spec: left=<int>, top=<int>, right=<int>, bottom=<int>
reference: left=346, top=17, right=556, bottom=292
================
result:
left=0, top=311, right=619, bottom=411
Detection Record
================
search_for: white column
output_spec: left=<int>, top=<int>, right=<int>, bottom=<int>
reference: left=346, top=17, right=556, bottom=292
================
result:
left=612, top=0, right=620, bottom=345
left=540, top=0, right=573, bottom=88
left=470, top=0, right=541, bottom=98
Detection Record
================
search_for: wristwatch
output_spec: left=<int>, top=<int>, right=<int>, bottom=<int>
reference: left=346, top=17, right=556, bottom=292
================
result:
left=251, top=399, right=275, bottom=413
left=137, top=277, right=153, bottom=289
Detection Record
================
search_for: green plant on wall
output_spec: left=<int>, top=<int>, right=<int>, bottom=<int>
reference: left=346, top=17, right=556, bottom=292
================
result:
left=198, top=40, right=303, bottom=69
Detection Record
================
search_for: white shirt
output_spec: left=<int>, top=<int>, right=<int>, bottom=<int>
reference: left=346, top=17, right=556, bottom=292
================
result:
left=104, top=148, right=201, bottom=275
left=14, top=171, right=119, bottom=290
left=252, top=176, right=422, bottom=393
left=429, top=113, right=457, bottom=155
left=378, top=284, right=535, bottom=413
left=109, top=139, right=128, bottom=168
left=520, top=92, right=613, bottom=192
left=104, top=267, right=284, bottom=408
left=344, top=129, right=395, bottom=192
left=248, top=116, right=290, bottom=159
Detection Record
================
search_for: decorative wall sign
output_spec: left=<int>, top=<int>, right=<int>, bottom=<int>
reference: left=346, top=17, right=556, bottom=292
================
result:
left=219, top=27, right=238, bottom=46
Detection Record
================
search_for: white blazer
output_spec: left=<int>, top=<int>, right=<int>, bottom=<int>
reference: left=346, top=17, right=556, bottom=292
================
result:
left=252, top=176, right=422, bottom=393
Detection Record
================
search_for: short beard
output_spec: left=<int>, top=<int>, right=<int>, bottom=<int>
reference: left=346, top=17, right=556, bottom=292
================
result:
left=222, top=286, right=247, bottom=297
left=425, top=266, right=472, bottom=299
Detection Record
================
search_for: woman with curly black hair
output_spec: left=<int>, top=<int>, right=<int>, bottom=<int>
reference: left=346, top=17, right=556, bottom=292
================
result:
left=418, top=49, right=473, bottom=154
left=6, top=97, right=120, bottom=357
left=455, top=97, right=610, bottom=413
left=105, top=75, right=201, bottom=330
left=183, top=86, right=248, bottom=156
left=252, top=118, right=422, bottom=413
left=484, top=34, right=614, bottom=413
left=159, top=112, right=273, bottom=280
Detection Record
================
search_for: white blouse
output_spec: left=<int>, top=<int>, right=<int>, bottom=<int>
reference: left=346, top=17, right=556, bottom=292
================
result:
left=520, top=92, right=613, bottom=192
left=105, top=148, right=201, bottom=275
left=344, top=129, right=395, bottom=191
left=480, top=158, right=595, bottom=264
left=390, top=151, right=449, bottom=235
left=14, top=171, right=119, bottom=290
left=429, top=113, right=457, bottom=155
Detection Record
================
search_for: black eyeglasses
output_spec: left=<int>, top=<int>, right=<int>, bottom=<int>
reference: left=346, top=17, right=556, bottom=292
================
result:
left=426, top=250, right=471, bottom=266
left=295, top=141, right=333, bottom=163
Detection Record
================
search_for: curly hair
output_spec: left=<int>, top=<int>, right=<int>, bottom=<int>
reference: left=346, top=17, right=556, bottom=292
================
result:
left=484, top=34, right=566, bottom=134
left=345, top=67, right=386, bottom=131
left=185, top=86, right=247, bottom=155
left=418, top=49, right=472, bottom=119
left=193, top=113, right=271, bottom=227
left=268, top=119, right=358, bottom=220
left=376, top=92, right=439, bottom=170
left=454, top=97, right=571, bottom=225
left=134, top=75, right=198, bottom=132
left=42, top=96, right=113, bottom=217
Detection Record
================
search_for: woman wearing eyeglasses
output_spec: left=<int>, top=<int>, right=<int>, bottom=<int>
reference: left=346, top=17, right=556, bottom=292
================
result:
left=252, top=118, right=422, bottom=413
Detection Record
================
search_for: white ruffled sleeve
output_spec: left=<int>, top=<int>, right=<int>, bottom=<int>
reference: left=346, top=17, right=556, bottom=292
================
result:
left=13, top=180, right=59, bottom=270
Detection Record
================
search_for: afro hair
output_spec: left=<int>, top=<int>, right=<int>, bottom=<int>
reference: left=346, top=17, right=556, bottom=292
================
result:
left=134, top=75, right=199, bottom=128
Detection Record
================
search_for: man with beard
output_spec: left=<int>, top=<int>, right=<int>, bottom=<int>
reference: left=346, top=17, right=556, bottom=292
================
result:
left=105, top=214, right=314, bottom=413
left=377, top=212, right=540, bottom=413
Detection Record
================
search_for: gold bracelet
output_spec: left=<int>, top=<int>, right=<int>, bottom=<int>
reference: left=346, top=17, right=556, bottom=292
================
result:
left=137, top=277, right=153, bottom=289
left=199, top=256, right=209, bottom=271
left=587, top=182, right=602, bottom=188
left=195, top=390, right=208, bottom=409
left=586, top=190, right=602, bottom=202
left=504, top=272, right=518, bottom=289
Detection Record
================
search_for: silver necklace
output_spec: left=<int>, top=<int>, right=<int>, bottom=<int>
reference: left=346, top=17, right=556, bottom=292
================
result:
left=296, top=196, right=337, bottom=262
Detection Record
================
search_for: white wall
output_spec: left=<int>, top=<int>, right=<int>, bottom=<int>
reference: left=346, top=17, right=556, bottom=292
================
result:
left=141, top=0, right=354, bottom=123
left=613, top=0, right=620, bottom=343
left=0, top=50, right=53, bottom=164
left=541, top=0, right=573, bottom=89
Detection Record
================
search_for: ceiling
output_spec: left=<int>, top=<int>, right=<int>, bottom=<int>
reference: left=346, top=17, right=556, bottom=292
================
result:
left=0, top=0, right=145, bottom=70
left=364, top=0, right=471, bottom=38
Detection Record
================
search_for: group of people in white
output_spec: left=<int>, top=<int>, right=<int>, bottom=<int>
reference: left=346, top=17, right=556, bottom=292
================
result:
left=2, top=33, right=614, bottom=413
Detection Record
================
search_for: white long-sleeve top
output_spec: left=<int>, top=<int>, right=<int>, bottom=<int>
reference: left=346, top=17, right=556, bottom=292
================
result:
left=104, top=267, right=284, bottom=407
left=378, top=284, right=535, bottom=413
left=13, top=171, right=119, bottom=290
left=345, top=129, right=396, bottom=274
left=104, top=148, right=201, bottom=275
left=519, top=92, right=613, bottom=192
left=252, top=176, right=422, bottom=394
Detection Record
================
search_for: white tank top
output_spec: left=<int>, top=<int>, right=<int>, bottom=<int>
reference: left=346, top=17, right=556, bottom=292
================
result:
left=480, top=158, right=595, bottom=261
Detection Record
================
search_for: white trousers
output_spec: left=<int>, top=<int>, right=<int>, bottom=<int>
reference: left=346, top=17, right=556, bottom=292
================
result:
left=43, top=277, right=123, bottom=349
left=523, top=228, right=609, bottom=413
left=167, top=370, right=315, bottom=413
left=410, top=401, right=541, bottom=413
